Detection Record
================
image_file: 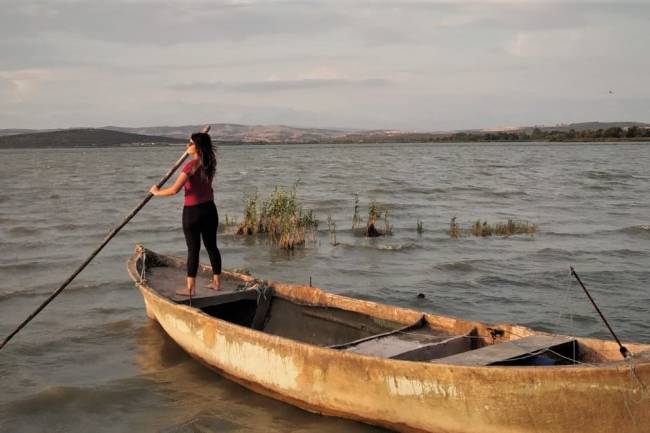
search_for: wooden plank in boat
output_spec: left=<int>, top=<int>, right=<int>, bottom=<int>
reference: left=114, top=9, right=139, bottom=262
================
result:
left=330, top=317, right=476, bottom=361
left=329, top=316, right=426, bottom=349
left=393, top=332, right=476, bottom=362
left=176, top=289, right=260, bottom=309
left=341, top=328, right=476, bottom=361
left=145, top=266, right=246, bottom=302
left=343, top=333, right=431, bottom=358
left=430, top=335, right=576, bottom=366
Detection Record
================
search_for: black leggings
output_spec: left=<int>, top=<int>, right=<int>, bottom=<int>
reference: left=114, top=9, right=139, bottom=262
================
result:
left=182, top=201, right=222, bottom=278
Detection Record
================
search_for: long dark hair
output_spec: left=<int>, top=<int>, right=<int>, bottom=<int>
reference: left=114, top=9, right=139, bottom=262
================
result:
left=190, top=132, right=216, bottom=183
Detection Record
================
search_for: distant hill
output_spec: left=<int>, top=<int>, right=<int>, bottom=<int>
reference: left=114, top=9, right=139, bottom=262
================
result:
left=1, top=121, right=648, bottom=147
left=0, top=129, right=49, bottom=137
left=105, top=124, right=360, bottom=143
left=0, top=128, right=184, bottom=149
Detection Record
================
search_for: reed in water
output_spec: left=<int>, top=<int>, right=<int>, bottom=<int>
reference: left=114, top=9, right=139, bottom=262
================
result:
left=218, top=214, right=237, bottom=233
left=327, top=215, right=338, bottom=246
left=352, top=193, right=362, bottom=231
left=364, top=201, right=392, bottom=237
left=450, top=217, right=537, bottom=238
left=237, top=184, right=318, bottom=249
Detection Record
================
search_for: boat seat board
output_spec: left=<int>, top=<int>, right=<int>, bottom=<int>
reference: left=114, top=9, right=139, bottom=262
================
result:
left=330, top=315, right=476, bottom=361
left=392, top=330, right=477, bottom=361
left=430, top=335, right=577, bottom=366
left=144, top=266, right=246, bottom=302
left=177, top=289, right=261, bottom=309
left=341, top=327, right=476, bottom=361
left=329, top=316, right=427, bottom=350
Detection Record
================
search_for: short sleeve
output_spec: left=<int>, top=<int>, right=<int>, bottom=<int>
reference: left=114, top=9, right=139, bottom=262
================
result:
left=182, top=160, right=195, bottom=175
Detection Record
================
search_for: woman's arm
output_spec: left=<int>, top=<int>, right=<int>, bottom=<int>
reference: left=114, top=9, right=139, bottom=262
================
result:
left=150, top=172, right=188, bottom=197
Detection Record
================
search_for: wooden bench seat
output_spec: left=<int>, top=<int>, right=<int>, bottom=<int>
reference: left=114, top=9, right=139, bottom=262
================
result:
left=344, top=332, right=474, bottom=361
left=430, top=335, right=577, bottom=366
left=330, top=317, right=477, bottom=361
left=176, top=288, right=261, bottom=309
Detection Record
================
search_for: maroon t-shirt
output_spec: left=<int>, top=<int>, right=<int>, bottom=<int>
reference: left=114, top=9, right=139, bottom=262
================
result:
left=182, top=160, right=214, bottom=206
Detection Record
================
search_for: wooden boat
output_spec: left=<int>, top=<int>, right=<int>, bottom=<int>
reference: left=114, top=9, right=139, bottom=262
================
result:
left=127, top=245, right=650, bottom=433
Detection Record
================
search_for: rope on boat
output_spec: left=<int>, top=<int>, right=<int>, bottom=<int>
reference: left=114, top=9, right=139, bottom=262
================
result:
left=238, top=280, right=271, bottom=305
left=626, top=356, right=649, bottom=402
left=557, top=269, right=578, bottom=364
left=621, top=356, right=650, bottom=425
left=256, top=286, right=268, bottom=305
left=136, top=246, right=147, bottom=283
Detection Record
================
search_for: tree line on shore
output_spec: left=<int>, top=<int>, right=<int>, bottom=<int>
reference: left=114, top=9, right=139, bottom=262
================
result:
left=331, top=126, right=650, bottom=144
left=455, top=126, right=650, bottom=142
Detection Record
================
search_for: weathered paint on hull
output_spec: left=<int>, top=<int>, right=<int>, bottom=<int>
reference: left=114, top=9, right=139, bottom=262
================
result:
left=129, top=258, right=650, bottom=433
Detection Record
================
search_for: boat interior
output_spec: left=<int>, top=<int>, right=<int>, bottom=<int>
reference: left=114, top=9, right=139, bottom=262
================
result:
left=198, top=293, right=581, bottom=366
left=135, top=251, right=605, bottom=367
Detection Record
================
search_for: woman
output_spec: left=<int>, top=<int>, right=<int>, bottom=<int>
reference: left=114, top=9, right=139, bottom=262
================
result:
left=150, top=132, right=221, bottom=296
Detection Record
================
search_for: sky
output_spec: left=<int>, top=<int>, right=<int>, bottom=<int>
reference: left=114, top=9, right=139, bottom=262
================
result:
left=1, top=0, right=649, bottom=131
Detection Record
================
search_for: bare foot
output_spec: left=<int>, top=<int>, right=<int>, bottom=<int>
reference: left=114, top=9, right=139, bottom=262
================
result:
left=175, top=288, right=196, bottom=296
left=205, top=282, right=221, bottom=291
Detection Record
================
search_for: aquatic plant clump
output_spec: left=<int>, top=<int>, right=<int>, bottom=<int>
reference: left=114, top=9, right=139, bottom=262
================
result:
left=352, top=194, right=362, bottom=231
left=450, top=217, right=537, bottom=238
left=237, top=185, right=318, bottom=249
left=218, top=214, right=239, bottom=233
left=471, top=220, right=494, bottom=237
left=493, top=219, right=537, bottom=236
left=366, top=201, right=379, bottom=237
left=327, top=215, right=338, bottom=246
left=449, top=217, right=461, bottom=238
left=365, top=201, right=392, bottom=237
left=383, top=210, right=393, bottom=236
left=237, top=193, right=259, bottom=235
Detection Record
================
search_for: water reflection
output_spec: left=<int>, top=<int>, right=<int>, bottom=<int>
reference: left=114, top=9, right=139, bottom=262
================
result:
left=134, top=321, right=388, bottom=433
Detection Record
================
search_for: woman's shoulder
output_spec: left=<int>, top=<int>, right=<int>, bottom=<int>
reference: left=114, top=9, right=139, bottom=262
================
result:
left=182, top=159, right=196, bottom=174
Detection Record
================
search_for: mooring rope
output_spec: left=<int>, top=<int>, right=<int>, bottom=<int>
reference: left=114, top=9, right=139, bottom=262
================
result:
left=256, top=285, right=268, bottom=304
left=232, top=279, right=270, bottom=305
left=556, top=269, right=578, bottom=364
left=626, top=356, right=649, bottom=402
left=620, top=355, right=649, bottom=425
left=137, top=246, right=147, bottom=283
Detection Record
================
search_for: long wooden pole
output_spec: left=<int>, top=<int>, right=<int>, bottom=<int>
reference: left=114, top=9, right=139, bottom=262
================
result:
left=570, top=266, right=630, bottom=359
left=0, top=145, right=193, bottom=351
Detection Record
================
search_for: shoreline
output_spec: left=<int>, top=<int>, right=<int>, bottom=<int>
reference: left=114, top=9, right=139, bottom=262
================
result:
left=2, top=139, right=650, bottom=150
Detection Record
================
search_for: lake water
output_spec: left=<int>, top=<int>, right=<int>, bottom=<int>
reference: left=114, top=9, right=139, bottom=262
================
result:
left=1, top=142, right=649, bottom=432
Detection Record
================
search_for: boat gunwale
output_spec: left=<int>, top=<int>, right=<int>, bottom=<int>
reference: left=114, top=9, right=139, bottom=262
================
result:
left=126, top=247, right=650, bottom=372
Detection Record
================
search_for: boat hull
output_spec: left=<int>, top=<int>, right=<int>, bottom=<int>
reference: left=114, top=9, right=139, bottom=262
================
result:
left=129, top=251, right=650, bottom=433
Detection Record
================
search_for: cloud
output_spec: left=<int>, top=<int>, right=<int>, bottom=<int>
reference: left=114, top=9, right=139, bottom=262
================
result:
left=172, top=78, right=390, bottom=92
left=0, top=68, right=55, bottom=103
left=505, top=29, right=584, bottom=58
left=1, top=0, right=649, bottom=129
left=0, top=1, right=348, bottom=45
